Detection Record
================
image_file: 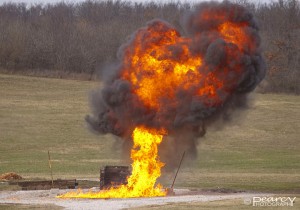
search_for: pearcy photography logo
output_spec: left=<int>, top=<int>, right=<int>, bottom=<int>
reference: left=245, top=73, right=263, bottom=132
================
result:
left=244, top=196, right=296, bottom=207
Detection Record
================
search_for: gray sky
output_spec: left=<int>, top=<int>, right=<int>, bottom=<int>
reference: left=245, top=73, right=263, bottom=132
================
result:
left=0, top=0, right=272, bottom=6
left=0, top=0, right=196, bottom=5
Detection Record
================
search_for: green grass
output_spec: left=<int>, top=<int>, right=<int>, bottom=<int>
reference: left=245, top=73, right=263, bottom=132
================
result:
left=128, top=194, right=300, bottom=210
left=169, top=93, right=300, bottom=192
left=0, top=73, right=299, bottom=192
left=0, top=73, right=120, bottom=179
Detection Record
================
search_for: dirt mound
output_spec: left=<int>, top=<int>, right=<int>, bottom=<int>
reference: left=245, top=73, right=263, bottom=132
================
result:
left=0, top=172, right=22, bottom=180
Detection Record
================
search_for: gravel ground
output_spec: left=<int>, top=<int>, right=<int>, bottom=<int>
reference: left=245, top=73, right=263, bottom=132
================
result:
left=0, top=189, right=271, bottom=210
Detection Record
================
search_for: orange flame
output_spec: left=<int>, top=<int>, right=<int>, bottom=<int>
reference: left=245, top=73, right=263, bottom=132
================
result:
left=121, top=19, right=254, bottom=111
left=219, top=22, right=255, bottom=52
left=58, top=126, right=166, bottom=198
left=122, top=22, right=203, bottom=109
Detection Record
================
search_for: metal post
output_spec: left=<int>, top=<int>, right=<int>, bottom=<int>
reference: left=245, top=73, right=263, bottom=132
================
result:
left=171, top=151, right=185, bottom=189
left=48, top=150, right=54, bottom=187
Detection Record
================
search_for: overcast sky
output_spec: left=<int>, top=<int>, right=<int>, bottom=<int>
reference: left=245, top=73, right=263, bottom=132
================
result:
left=0, top=0, right=273, bottom=6
left=0, top=0, right=198, bottom=5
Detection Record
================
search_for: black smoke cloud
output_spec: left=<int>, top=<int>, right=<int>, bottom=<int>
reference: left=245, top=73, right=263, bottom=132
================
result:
left=85, top=1, right=266, bottom=169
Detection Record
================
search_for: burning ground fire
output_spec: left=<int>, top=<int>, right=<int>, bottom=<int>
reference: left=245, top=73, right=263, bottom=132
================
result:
left=59, top=127, right=166, bottom=198
left=59, top=2, right=265, bottom=199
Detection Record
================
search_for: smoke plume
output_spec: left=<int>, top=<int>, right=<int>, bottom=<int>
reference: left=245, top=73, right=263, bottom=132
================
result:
left=86, top=2, right=266, bottom=169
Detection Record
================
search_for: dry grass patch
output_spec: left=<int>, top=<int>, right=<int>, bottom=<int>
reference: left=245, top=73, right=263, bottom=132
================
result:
left=0, top=74, right=299, bottom=192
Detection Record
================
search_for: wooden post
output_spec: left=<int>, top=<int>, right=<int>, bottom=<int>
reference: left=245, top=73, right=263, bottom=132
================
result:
left=48, top=150, right=54, bottom=187
left=171, top=151, right=185, bottom=189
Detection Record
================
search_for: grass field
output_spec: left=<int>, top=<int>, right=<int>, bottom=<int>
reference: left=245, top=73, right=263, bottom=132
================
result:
left=129, top=195, right=300, bottom=210
left=0, top=73, right=299, bottom=193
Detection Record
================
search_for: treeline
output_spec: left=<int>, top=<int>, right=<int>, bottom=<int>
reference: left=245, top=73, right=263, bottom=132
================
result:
left=0, top=0, right=299, bottom=93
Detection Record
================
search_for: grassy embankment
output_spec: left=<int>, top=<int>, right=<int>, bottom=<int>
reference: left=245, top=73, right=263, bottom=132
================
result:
left=0, top=73, right=299, bottom=193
